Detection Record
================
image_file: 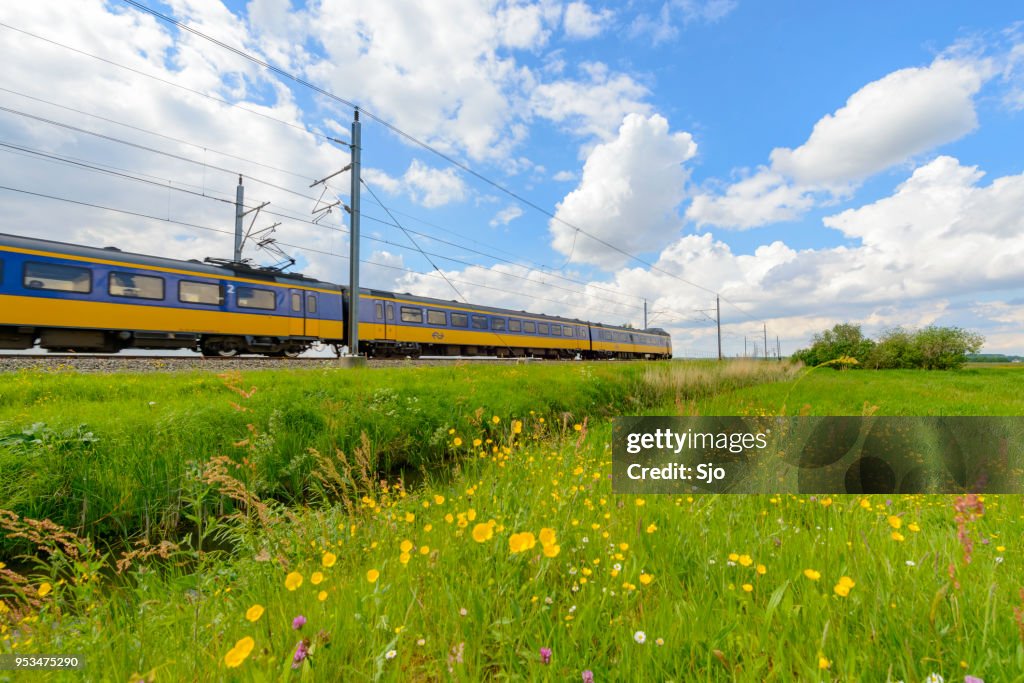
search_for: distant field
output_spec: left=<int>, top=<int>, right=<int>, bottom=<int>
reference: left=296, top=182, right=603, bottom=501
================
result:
left=0, top=362, right=1021, bottom=682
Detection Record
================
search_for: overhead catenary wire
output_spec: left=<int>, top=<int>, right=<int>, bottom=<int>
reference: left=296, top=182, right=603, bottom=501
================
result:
left=119, top=0, right=767, bottom=328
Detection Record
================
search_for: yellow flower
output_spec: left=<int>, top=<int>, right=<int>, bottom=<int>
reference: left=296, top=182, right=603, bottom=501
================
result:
left=367, top=569, right=380, bottom=583
left=742, top=583, right=753, bottom=593
left=472, top=523, right=493, bottom=543
left=803, top=569, right=821, bottom=581
left=756, top=564, right=767, bottom=575
left=996, top=545, right=1006, bottom=552
left=640, top=573, right=654, bottom=585
left=285, top=572, right=303, bottom=591
left=728, top=553, right=739, bottom=562
left=833, top=576, right=855, bottom=597
left=318, top=590, right=328, bottom=602
left=322, top=552, right=337, bottom=568
left=512, top=420, right=522, bottom=434
left=453, top=437, right=463, bottom=447
left=245, top=604, right=265, bottom=622
left=908, top=522, right=920, bottom=532
left=859, top=498, right=871, bottom=509
left=887, top=515, right=902, bottom=529
left=492, top=416, right=501, bottom=424
left=738, top=555, right=753, bottom=567
left=542, top=544, right=560, bottom=558
left=573, top=424, right=582, bottom=432
left=646, top=523, right=657, bottom=534
left=891, top=531, right=905, bottom=542
left=400, top=552, right=411, bottom=565
left=37, top=582, right=52, bottom=598
left=405, top=512, right=415, bottom=523
left=539, top=528, right=557, bottom=547
left=311, top=572, right=324, bottom=586
left=400, top=540, right=413, bottom=553
left=434, top=495, right=445, bottom=505
left=419, top=545, right=430, bottom=555
left=224, top=636, right=255, bottom=668
left=818, top=656, right=830, bottom=670
left=445, top=514, right=454, bottom=524
left=635, top=499, right=646, bottom=507
left=509, top=532, right=537, bottom=553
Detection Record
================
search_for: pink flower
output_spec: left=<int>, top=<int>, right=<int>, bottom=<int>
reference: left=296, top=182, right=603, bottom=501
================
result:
left=965, top=677, right=984, bottom=683
left=292, top=615, right=307, bottom=630
left=292, top=639, right=310, bottom=669
left=539, top=647, right=552, bottom=664
left=582, top=671, right=594, bottom=682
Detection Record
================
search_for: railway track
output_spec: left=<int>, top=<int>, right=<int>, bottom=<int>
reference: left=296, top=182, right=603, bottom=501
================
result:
left=0, top=353, right=552, bottom=373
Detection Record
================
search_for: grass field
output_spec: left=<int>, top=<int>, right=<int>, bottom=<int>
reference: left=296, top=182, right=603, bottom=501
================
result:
left=0, top=362, right=1022, bottom=682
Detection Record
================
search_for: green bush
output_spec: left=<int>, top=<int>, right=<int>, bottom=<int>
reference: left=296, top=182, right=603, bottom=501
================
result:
left=796, top=324, right=985, bottom=370
left=792, top=323, right=875, bottom=368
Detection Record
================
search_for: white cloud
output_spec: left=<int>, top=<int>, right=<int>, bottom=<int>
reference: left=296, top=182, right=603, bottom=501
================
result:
left=629, top=0, right=736, bottom=45
left=690, top=56, right=992, bottom=229
left=489, top=205, right=524, bottom=227
left=401, top=159, right=468, bottom=208
left=563, top=2, right=614, bottom=39
left=553, top=170, right=577, bottom=181
left=549, top=113, right=697, bottom=269
left=531, top=62, right=652, bottom=141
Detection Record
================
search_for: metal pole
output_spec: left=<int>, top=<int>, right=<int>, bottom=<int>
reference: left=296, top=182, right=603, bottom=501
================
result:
left=233, top=175, right=244, bottom=262
left=716, top=295, right=722, bottom=361
left=763, top=323, right=768, bottom=362
left=643, top=299, right=647, bottom=329
left=348, top=111, right=361, bottom=356
left=776, top=335, right=781, bottom=360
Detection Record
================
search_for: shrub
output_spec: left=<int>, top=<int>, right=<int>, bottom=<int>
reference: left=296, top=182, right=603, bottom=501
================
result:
left=792, top=323, right=875, bottom=369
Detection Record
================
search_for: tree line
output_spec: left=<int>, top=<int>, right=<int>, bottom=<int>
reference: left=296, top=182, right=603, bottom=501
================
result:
left=792, top=323, right=984, bottom=370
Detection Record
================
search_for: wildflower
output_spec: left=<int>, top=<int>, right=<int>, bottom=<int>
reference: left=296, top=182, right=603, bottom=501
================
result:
left=405, top=512, right=415, bottom=523
left=400, top=539, right=413, bottom=553
left=656, top=637, right=664, bottom=646
left=513, top=421, right=523, bottom=434
left=888, top=515, right=903, bottom=529
left=923, top=675, right=944, bottom=683
left=539, top=528, right=557, bottom=547
left=311, top=572, right=324, bottom=585
left=646, top=523, right=657, bottom=533
left=908, top=522, right=921, bottom=532
left=997, top=545, right=1006, bottom=552
left=756, top=564, right=767, bottom=575
left=818, top=656, right=830, bottom=670
left=420, top=545, right=430, bottom=555
left=453, top=438, right=463, bottom=447
left=964, top=676, right=984, bottom=683
left=833, top=576, right=855, bottom=597
left=509, top=532, right=537, bottom=553
left=905, top=560, right=916, bottom=567
left=728, top=553, right=739, bottom=562
left=859, top=498, right=871, bottom=509
left=434, top=495, right=445, bottom=505
left=385, top=649, right=397, bottom=660
left=582, top=671, right=595, bottom=683
left=892, top=531, right=905, bottom=542
left=285, top=572, right=303, bottom=591
left=738, top=555, right=753, bottom=567
left=292, top=639, right=310, bottom=669
left=540, top=647, right=552, bottom=664
left=635, top=499, right=646, bottom=507
left=224, top=636, right=255, bottom=668
left=574, top=423, right=582, bottom=431
left=366, top=569, right=380, bottom=583
left=292, top=615, right=306, bottom=630
left=543, top=544, right=561, bottom=558
left=803, top=569, right=821, bottom=581
left=245, top=604, right=265, bottom=622
left=459, top=607, right=468, bottom=617
left=640, top=573, right=654, bottom=585
left=417, top=638, right=426, bottom=646
left=317, top=591, right=327, bottom=602
left=400, top=552, right=411, bottom=565
left=633, top=631, right=646, bottom=644
left=492, top=416, right=500, bottom=424
left=742, top=583, right=753, bottom=593
left=37, top=583, right=52, bottom=597
left=321, top=552, right=337, bottom=568
left=472, top=523, right=494, bottom=543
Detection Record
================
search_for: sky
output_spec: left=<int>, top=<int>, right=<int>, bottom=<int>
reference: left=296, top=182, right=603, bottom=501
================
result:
left=0, top=0, right=1022, bottom=357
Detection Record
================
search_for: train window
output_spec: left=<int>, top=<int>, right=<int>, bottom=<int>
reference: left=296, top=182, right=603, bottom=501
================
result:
left=401, top=307, right=423, bottom=323
left=491, top=318, right=505, bottom=331
left=472, top=316, right=487, bottom=329
left=551, top=324, right=561, bottom=336
left=109, top=271, right=164, bottom=300
left=427, top=310, right=447, bottom=325
left=563, top=325, right=573, bottom=337
left=523, top=321, right=536, bottom=333
left=179, top=280, right=223, bottom=305
left=508, top=319, right=521, bottom=332
left=23, top=261, right=92, bottom=293
left=291, top=293, right=301, bottom=312
left=451, top=312, right=468, bottom=327
left=386, top=305, right=394, bottom=321
left=306, top=295, right=317, bottom=314
left=538, top=323, right=549, bottom=334
left=237, top=287, right=276, bottom=310
left=375, top=302, right=383, bottom=320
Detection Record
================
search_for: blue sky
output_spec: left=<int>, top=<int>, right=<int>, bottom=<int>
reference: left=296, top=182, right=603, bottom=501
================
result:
left=1, top=1, right=1022, bottom=355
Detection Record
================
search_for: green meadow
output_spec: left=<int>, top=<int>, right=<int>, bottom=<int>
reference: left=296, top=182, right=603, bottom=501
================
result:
left=0, top=362, right=1021, bottom=682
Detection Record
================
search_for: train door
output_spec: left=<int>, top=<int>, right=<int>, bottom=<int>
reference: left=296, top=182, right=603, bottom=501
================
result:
left=384, top=302, right=396, bottom=341
left=305, top=293, right=320, bottom=337
left=288, top=290, right=304, bottom=337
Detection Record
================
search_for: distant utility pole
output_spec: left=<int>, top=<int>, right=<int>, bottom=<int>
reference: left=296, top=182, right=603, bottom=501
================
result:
left=744, top=336, right=747, bottom=358
left=763, top=323, right=768, bottom=362
left=643, top=299, right=647, bottom=329
left=716, top=295, right=722, bottom=361
left=233, top=175, right=244, bottom=262
left=776, top=335, right=781, bottom=361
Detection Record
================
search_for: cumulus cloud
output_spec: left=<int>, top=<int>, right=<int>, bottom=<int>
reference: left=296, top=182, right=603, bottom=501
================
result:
left=552, top=170, right=577, bottom=181
left=563, top=2, right=614, bottom=39
left=400, top=159, right=468, bottom=208
left=549, top=113, right=697, bottom=269
left=630, top=0, right=736, bottom=45
left=489, top=205, right=524, bottom=227
left=531, top=62, right=652, bottom=141
left=689, top=56, right=993, bottom=229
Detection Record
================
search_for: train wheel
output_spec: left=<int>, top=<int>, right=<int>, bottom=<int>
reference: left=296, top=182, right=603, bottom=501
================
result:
left=282, top=348, right=302, bottom=358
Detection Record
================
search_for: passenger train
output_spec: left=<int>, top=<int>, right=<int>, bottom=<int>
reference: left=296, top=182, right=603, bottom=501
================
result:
left=0, top=233, right=672, bottom=360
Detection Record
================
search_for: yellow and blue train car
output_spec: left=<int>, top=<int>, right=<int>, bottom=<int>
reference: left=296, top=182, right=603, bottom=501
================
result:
left=0, top=233, right=344, bottom=355
left=0, top=232, right=672, bottom=360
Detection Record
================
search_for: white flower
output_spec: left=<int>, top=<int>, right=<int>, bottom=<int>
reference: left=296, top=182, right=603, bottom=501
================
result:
left=995, top=556, right=1004, bottom=564
left=708, top=559, right=717, bottom=565
left=582, top=537, right=589, bottom=544
left=905, top=560, right=916, bottom=567
left=726, top=561, right=736, bottom=567
left=633, top=631, right=646, bottom=644
left=416, top=639, right=426, bottom=646
left=385, top=649, right=397, bottom=660
left=655, top=638, right=664, bottom=646
left=459, top=607, right=468, bottom=617
left=613, top=563, right=622, bottom=572
left=924, top=674, right=944, bottom=683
